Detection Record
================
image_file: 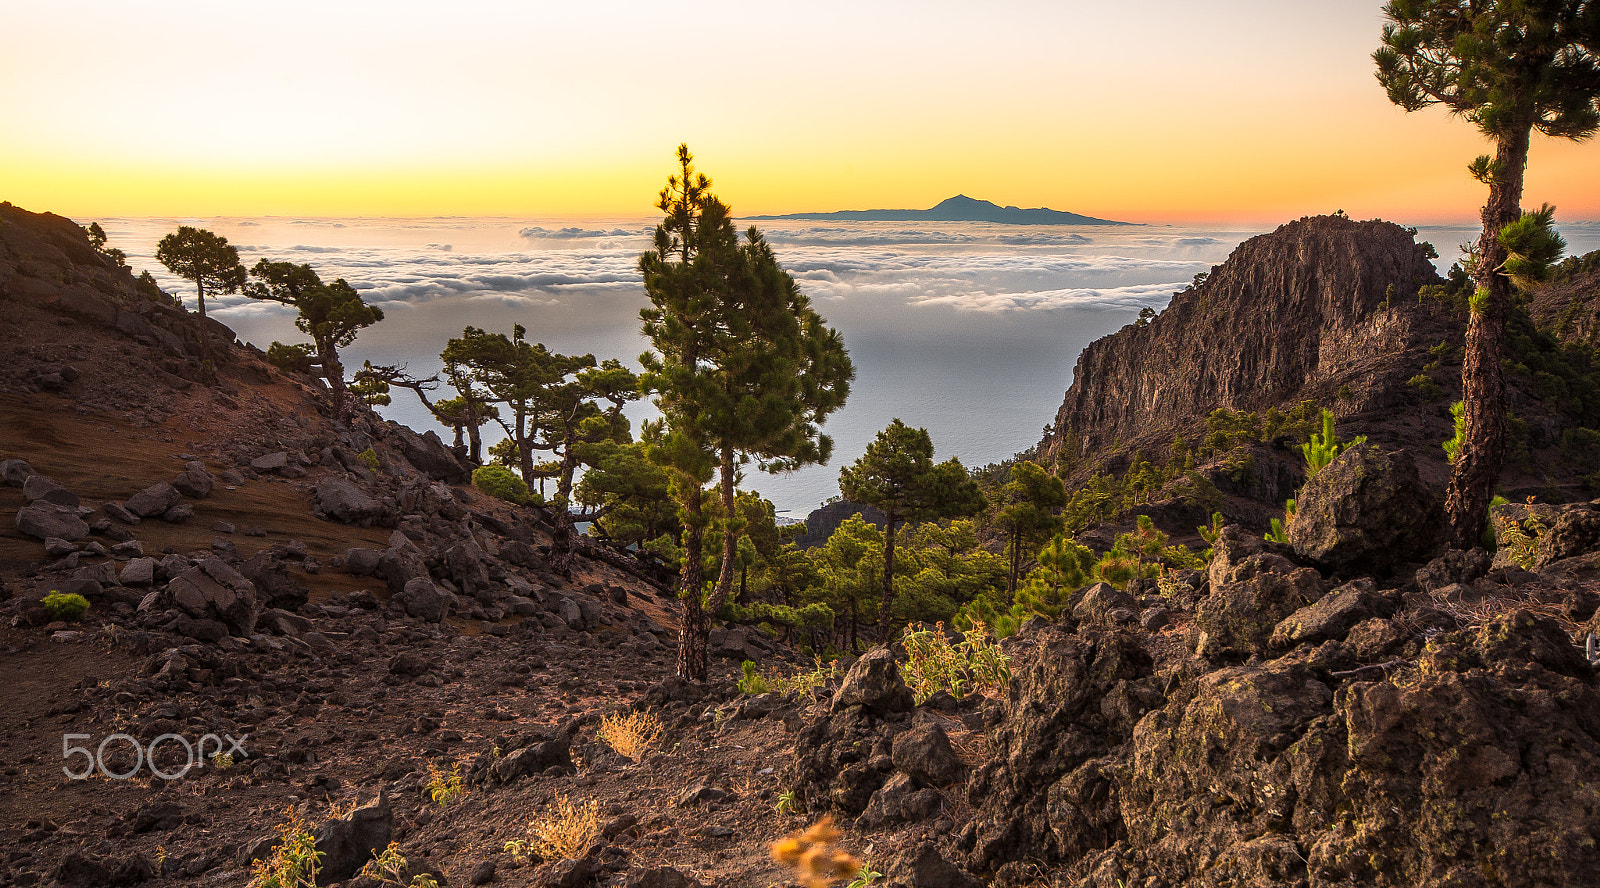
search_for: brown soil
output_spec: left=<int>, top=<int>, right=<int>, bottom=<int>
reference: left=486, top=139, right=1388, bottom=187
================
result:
left=0, top=373, right=856, bottom=886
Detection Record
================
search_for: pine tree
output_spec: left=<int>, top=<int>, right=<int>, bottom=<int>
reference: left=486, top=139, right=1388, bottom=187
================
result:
left=441, top=325, right=637, bottom=567
left=155, top=226, right=247, bottom=374
left=839, top=419, right=986, bottom=632
left=992, top=461, right=1068, bottom=599
left=248, top=260, right=384, bottom=399
left=640, top=145, right=853, bottom=680
left=1375, top=0, right=1600, bottom=546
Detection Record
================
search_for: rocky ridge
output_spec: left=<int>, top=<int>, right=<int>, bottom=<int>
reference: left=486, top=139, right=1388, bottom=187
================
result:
left=1044, top=215, right=1449, bottom=460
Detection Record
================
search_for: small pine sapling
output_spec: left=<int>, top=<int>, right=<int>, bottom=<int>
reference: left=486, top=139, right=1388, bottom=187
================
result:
left=738, top=660, right=771, bottom=695
left=1443, top=401, right=1466, bottom=464
left=1300, top=410, right=1366, bottom=478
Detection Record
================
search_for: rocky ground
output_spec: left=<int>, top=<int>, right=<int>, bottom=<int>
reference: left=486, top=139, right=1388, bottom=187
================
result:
left=5, top=202, right=1600, bottom=888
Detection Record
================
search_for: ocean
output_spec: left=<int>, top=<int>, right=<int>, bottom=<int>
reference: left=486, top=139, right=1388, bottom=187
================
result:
left=95, top=215, right=1600, bottom=519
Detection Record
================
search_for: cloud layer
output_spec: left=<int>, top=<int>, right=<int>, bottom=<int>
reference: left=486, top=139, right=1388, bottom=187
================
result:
left=115, top=217, right=1239, bottom=326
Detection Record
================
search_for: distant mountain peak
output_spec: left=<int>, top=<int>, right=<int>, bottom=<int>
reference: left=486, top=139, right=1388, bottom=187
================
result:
left=746, top=196, right=1135, bottom=226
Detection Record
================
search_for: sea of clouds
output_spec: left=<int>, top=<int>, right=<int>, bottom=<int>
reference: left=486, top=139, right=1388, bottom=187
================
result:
left=93, top=216, right=1600, bottom=516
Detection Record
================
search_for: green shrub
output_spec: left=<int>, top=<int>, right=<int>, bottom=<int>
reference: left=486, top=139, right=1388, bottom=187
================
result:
left=265, top=341, right=315, bottom=374
left=900, top=620, right=1009, bottom=703
left=1407, top=373, right=1443, bottom=399
left=42, top=592, right=89, bottom=622
left=250, top=808, right=323, bottom=888
left=358, top=448, right=380, bottom=470
left=472, top=465, right=529, bottom=505
left=738, top=660, right=770, bottom=694
left=425, top=760, right=468, bottom=806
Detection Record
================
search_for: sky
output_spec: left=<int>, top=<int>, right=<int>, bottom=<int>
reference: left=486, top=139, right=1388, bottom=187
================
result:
left=4, top=0, right=1597, bottom=224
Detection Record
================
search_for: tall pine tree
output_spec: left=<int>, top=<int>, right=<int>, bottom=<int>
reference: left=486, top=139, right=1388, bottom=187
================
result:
left=640, top=145, right=853, bottom=681
left=1375, top=0, right=1600, bottom=546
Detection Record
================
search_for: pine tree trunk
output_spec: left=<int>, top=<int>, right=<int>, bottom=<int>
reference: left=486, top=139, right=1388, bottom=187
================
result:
left=1007, top=531, right=1022, bottom=601
left=318, top=336, right=346, bottom=398
left=675, top=491, right=709, bottom=682
left=552, top=431, right=580, bottom=571
left=848, top=594, right=858, bottom=653
left=710, top=449, right=738, bottom=617
left=515, top=410, right=534, bottom=484
left=876, top=512, right=898, bottom=631
left=194, top=280, right=214, bottom=378
left=465, top=398, right=483, bottom=465
left=1445, top=128, right=1530, bottom=549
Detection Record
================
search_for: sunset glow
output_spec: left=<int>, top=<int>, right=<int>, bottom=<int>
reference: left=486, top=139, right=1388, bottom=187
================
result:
left=4, top=0, right=1597, bottom=223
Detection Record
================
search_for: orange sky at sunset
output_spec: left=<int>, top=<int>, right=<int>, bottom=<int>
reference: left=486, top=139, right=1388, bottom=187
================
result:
left=4, top=0, right=1597, bottom=225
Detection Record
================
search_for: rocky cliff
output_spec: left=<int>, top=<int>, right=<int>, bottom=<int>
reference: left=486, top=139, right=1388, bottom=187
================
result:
left=1530, top=250, right=1600, bottom=349
left=1044, top=215, right=1450, bottom=459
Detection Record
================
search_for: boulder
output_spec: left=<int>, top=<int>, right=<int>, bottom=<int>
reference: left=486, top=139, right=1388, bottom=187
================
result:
left=1072, top=582, right=1137, bottom=625
left=395, top=577, right=453, bottom=622
left=16, top=503, right=90, bottom=541
left=120, top=557, right=157, bottom=587
left=1533, top=502, right=1600, bottom=569
left=886, top=843, right=982, bottom=888
left=555, top=596, right=584, bottom=630
left=377, top=541, right=431, bottom=597
left=858, top=772, right=941, bottom=829
left=963, top=625, right=1155, bottom=874
left=313, top=476, right=387, bottom=526
left=1270, top=577, right=1394, bottom=648
left=250, top=452, right=289, bottom=473
left=1193, top=526, right=1326, bottom=661
left=102, top=501, right=141, bottom=525
left=1414, top=548, right=1491, bottom=592
left=386, top=423, right=469, bottom=483
left=161, top=503, right=194, bottom=524
left=343, top=547, right=384, bottom=577
left=312, top=792, right=392, bottom=882
left=1289, top=445, right=1441, bottom=576
left=23, top=474, right=78, bottom=507
left=490, top=736, right=573, bottom=784
left=832, top=647, right=914, bottom=715
left=399, top=479, right=467, bottom=520
left=126, top=482, right=182, bottom=518
left=44, top=537, right=77, bottom=558
left=1, top=458, right=34, bottom=487
left=164, top=556, right=259, bottom=636
left=533, top=856, right=600, bottom=888
left=172, top=461, right=215, bottom=498
left=239, top=551, right=310, bottom=611
left=891, top=724, right=964, bottom=786
left=445, top=539, right=493, bottom=601
left=260, top=608, right=313, bottom=637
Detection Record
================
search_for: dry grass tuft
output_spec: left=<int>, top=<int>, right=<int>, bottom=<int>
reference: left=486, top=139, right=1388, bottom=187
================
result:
left=945, top=725, right=989, bottom=770
left=597, top=709, right=663, bottom=760
left=771, top=816, right=862, bottom=888
left=1415, top=586, right=1568, bottom=633
left=528, top=794, right=602, bottom=861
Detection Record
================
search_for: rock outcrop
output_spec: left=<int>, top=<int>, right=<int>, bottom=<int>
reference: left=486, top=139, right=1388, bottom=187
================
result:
left=1289, top=445, right=1442, bottom=576
left=1043, top=215, right=1447, bottom=458
left=958, top=568, right=1600, bottom=888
